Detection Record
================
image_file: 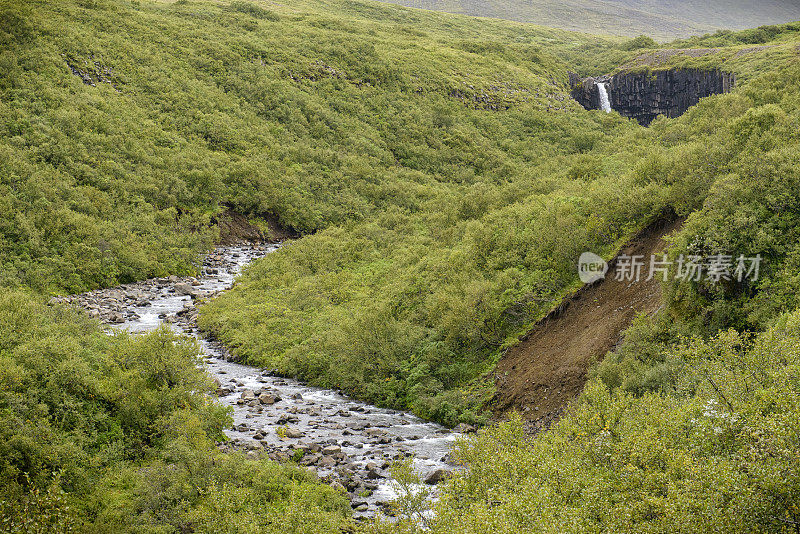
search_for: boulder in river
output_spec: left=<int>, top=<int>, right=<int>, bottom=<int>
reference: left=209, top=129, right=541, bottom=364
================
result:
left=284, top=427, right=304, bottom=439
left=258, top=392, right=277, bottom=405
left=173, top=282, right=195, bottom=296
left=318, top=456, right=337, bottom=468
left=174, top=282, right=204, bottom=298
left=301, top=453, right=322, bottom=466
left=424, top=468, right=448, bottom=485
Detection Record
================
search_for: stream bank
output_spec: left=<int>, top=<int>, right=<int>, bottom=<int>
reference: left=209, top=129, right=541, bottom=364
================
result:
left=51, top=244, right=463, bottom=518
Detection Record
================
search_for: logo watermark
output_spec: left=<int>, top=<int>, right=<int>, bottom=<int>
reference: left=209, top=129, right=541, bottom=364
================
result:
left=578, top=252, right=609, bottom=284
left=578, top=253, right=762, bottom=284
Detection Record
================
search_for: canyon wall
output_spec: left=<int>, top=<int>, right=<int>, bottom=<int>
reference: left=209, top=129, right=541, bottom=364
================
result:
left=570, top=69, right=735, bottom=126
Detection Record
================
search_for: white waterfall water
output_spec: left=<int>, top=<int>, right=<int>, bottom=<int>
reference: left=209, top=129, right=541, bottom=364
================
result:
left=597, top=82, right=612, bottom=113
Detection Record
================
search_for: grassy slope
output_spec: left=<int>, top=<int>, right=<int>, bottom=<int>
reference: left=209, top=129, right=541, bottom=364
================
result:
left=1, top=0, right=628, bottom=294
left=616, top=23, right=800, bottom=81
left=4, top=0, right=800, bottom=530
left=201, top=17, right=800, bottom=426
left=371, top=0, right=800, bottom=40
left=432, top=313, right=800, bottom=532
left=427, top=53, right=800, bottom=534
left=0, top=291, right=350, bottom=531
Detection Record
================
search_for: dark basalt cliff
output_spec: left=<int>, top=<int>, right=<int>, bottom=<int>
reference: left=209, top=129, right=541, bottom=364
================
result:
left=570, top=69, right=735, bottom=126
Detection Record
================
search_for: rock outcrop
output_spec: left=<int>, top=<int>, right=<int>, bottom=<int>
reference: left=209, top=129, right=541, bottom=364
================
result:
left=569, top=72, right=608, bottom=112
left=570, top=69, right=735, bottom=126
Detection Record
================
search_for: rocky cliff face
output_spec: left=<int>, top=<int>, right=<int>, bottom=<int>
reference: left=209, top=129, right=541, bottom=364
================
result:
left=569, top=72, right=605, bottom=112
left=570, top=69, right=735, bottom=126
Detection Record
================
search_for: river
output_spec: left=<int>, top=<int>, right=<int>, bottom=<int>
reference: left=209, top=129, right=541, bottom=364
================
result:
left=53, top=243, right=461, bottom=518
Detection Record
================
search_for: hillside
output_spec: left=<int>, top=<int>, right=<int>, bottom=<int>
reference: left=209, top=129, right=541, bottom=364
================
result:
left=492, top=217, right=683, bottom=430
left=371, top=0, right=800, bottom=40
left=0, top=0, right=624, bottom=294
left=1, top=0, right=632, bottom=528
left=3, top=0, right=800, bottom=531
left=201, top=25, right=800, bottom=426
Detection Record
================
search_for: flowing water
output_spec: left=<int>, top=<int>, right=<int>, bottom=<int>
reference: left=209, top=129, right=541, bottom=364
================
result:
left=55, top=244, right=461, bottom=517
left=598, top=82, right=612, bottom=113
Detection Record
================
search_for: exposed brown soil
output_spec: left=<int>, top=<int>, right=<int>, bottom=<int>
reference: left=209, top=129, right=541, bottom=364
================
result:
left=490, top=217, right=684, bottom=432
left=215, top=209, right=299, bottom=245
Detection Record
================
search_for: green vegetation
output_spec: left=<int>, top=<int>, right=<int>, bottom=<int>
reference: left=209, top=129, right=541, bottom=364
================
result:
left=367, top=0, right=800, bottom=40
left=3, top=0, right=800, bottom=530
left=201, top=32, right=800, bottom=426
left=432, top=312, right=800, bottom=532
left=617, top=23, right=800, bottom=80
left=386, top=60, right=800, bottom=531
left=620, top=35, right=658, bottom=51
left=421, top=35, right=800, bottom=534
left=0, top=0, right=628, bottom=295
left=0, top=290, right=349, bottom=531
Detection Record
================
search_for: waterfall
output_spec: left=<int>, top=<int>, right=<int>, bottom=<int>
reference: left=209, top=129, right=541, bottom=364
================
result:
left=597, top=82, right=612, bottom=113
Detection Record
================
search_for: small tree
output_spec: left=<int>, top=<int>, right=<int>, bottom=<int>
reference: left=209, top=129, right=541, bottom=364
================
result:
left=389, top=458, right=432, bottom=532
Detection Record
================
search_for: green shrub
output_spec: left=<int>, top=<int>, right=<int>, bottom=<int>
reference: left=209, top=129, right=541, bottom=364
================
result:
left=229, top=1, right=280, bottom=20
left=433, top=310, right=800, bottom=532
left=620, top=35, right=657, bottom=50
left=0, top=290, right=349, bottom=531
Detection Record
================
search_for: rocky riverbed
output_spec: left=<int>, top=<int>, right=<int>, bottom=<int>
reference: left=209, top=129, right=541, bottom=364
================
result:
left=51, top=244, right=468, bottom=518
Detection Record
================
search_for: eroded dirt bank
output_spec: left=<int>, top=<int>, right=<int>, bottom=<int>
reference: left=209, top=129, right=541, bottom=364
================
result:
left=491, top=217, right=683, bottom=432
